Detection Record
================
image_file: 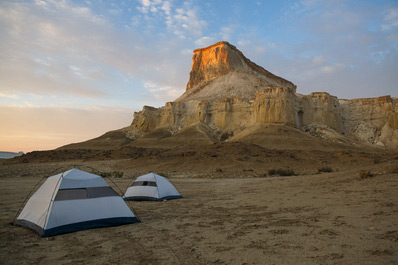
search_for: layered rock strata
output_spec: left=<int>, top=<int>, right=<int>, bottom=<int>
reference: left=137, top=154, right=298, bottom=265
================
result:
left=130, top=41, right=397, bottom=149
left=61, top=41, right=397, bottom=150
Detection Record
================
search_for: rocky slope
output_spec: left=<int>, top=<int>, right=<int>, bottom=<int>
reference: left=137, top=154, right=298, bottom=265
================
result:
left=60, top=41, right=398, bottom=151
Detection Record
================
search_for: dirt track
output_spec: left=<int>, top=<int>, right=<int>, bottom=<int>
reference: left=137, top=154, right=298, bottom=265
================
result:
left=0, top=161, right=397, bottom=264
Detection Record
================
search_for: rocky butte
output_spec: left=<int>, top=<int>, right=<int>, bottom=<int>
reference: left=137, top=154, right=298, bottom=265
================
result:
left=61, top=41, right=398, bottom=150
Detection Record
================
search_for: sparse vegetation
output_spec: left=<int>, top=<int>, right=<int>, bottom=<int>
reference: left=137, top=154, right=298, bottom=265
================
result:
left=389, top=166, right=398, bottom=174
left=156, top=172, right=170, bottom=178
left=268, top=169, right=296, bottom=176
left=359, top=170, right=373, bottom=179
left=318, top=166, right=333, bottom=173
left=207, top=152, right=218, bottom=157
left=100, top=171, right=124, bottom=178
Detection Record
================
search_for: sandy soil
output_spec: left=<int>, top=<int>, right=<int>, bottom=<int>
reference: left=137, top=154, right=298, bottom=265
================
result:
left=0, top=159, right=397, bottom=264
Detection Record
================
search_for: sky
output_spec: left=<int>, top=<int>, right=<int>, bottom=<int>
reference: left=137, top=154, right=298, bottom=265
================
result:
left=1, top=0, right=397, bottom=153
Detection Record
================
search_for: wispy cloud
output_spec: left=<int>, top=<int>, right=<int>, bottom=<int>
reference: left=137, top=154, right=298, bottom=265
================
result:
left=1, top=0, right=113, bottom=97
left=136, top=0, right=206, bottom=38
left=0, top=92, right=19, bottom=99
left=0, top=0, right=191, bottom=102
left=145, top=81, right=183, bottom=101
left=195, top=36, right=216, bottom=47
left=220, top=26, right=236, bottom=41
left=240, top=0, right=398, bottom=98
left=382, top=8, right=398, bottom=31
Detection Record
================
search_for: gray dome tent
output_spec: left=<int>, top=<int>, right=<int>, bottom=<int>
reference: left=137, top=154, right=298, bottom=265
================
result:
left=124, top=173, right=182, bottom=201
left=14, top=168, right=139, bottom=237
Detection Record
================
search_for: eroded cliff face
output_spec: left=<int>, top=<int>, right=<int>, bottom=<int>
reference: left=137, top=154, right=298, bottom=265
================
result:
left=176, top=41, right=296, bottom=102
left=340, top=96, right=398, bottom=148
left=128, top=42, right=397, bottom=149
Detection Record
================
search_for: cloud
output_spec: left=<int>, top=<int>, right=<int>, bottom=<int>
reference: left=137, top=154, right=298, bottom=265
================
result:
left=321, top=65, right=337, bottom=74
left=382, top=8, right=398, bottom=31
left=1, top=0, right=179, bottom=98
left=144, top=81, right=184, bottom=102
left=137, top=0, right=153, bottom=14
left=195, top=36, right=216, bottom=47
left=0, top=0, right=199, bottom=107
left=312, top=56, right=326, bottom=65
left=161, top=1, right=171, bottom=15
left=0, top=92, right=19, bottom=99
left=240, top=0, right=398, bottom=99
left=237, top=40, right=251, bottom=47
left=172, top=5, right=206, bottom=37
left=220, top=26, right=236, bottom=41
left=136, top=0, right=206, bottom=38
left=0, top=0, right=114, bottom=97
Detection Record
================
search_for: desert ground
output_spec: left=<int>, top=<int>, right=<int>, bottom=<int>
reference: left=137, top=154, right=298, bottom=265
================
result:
left=0, top=144, right=397, bottom=264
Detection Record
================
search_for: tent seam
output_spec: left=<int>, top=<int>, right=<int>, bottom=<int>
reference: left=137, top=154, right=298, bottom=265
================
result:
left=153, top=173, right=161, bottom=199
left=42, top=172, right=63, bottom=231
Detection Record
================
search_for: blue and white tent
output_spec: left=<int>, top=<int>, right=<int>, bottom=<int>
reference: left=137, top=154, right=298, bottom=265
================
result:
left=124, top=173, right=182, bottom=201
left=14, top=168, right=139, bottom=237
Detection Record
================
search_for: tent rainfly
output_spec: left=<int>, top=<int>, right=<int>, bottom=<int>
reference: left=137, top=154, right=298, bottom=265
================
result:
left=124, top=173, right=182, bottom=201
left=13, top=168, right=139, bottom=237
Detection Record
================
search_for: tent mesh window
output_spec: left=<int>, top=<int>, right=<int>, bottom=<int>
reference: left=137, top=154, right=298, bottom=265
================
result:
left=55, top=187, right=119, bottom=201
left=131, top=181, right=157, bottom=187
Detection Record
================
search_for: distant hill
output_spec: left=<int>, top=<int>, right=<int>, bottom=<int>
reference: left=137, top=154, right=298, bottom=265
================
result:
left=0, top=151, right=24, bottom=160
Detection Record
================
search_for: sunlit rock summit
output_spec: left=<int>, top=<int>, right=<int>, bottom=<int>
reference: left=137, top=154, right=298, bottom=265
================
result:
left=61, top=41, right=398, bottom=150
left=177, top=41, right=295, bottom=102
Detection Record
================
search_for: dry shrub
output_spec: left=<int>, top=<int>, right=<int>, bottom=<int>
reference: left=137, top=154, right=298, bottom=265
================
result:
left=359, top=170, right=373, bottom=179
left=100, top=171, right=124, bottom=178
left=156, top=172, right=170, bottom=178
left=383, top=165, right=398, bottom=174
left=388, top=166, right=398, bottom=173
left=318, top=166, right=333, bottom=173
left=268, top=169, right=296, bottom=176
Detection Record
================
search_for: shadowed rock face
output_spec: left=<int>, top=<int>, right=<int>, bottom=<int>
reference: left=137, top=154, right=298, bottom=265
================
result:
left=59, top=42, right=398, bottom=151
